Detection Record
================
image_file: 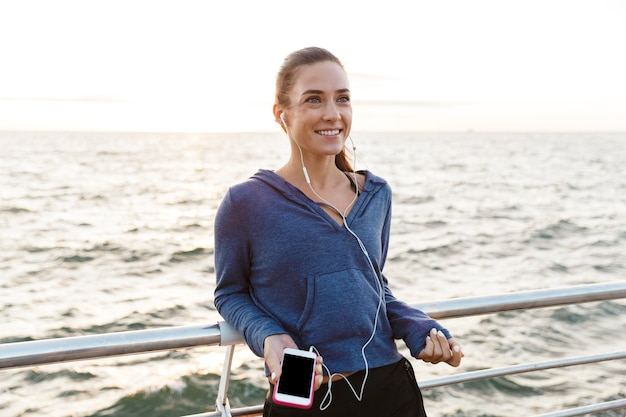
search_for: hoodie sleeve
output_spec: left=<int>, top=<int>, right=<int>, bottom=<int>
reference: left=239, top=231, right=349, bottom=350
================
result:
left=378, top=186, right=452, bottom=357
left=385, top=284, right=451, bottom=357
left=213, top=188, right=285, bottom=357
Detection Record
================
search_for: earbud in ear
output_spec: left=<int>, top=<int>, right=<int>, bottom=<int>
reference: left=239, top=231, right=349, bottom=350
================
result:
left=280, top=113, right=287, bottom=128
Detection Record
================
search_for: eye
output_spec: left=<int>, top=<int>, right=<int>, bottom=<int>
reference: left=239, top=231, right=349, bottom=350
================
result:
left=305, top=96, right=321, bottom=103
left=337, top=95, right=350, bottom=103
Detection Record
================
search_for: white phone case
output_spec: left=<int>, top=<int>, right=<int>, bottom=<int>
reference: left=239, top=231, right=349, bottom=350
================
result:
left=272, top=348, right=317, bottom=409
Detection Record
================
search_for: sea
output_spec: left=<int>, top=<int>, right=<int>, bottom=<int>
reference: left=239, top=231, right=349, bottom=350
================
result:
left=1, top=130, right=625, bottom=417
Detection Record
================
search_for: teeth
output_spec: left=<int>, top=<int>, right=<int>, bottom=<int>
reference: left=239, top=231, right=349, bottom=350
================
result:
left=317, top=130, right=340, bottom=136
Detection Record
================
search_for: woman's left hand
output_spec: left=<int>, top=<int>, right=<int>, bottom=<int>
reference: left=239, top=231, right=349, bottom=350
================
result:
left=417, top=328, right=464, bottom=367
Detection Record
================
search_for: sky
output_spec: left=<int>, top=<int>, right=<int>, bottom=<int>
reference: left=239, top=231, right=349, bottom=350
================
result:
left=0, top=0, right=625, bottom=133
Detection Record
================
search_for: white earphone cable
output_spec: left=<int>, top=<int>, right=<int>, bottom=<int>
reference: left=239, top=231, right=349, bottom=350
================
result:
left=285, top=125, right=384, bottom=410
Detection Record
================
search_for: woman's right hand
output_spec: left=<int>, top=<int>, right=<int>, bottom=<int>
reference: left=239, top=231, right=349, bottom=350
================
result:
left=264, top=334, right=298, bottom=384
left=264, top=334, right=325, bottom=391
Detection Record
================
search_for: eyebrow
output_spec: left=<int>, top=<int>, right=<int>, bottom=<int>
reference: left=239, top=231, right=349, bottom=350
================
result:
left=301, top=88, right=351, bottom=96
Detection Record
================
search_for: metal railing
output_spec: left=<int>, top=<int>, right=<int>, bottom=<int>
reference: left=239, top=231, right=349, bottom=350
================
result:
left=2, top=281, right=626, bottom=417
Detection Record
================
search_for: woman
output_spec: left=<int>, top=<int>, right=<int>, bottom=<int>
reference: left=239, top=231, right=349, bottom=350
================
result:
left=214, top=47, right=463, bottom=417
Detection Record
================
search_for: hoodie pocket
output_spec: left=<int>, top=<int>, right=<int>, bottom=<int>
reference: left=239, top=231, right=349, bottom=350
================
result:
left=296, top=268, right=382, bottom=347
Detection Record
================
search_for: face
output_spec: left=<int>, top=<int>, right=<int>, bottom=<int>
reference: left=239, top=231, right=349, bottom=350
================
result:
left=278, top=61, right=352, bottom=159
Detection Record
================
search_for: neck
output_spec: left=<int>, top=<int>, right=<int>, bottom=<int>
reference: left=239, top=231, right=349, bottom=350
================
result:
left=276, top=154, right=359, bottom=222
left=280, top=155, right=343, bottom=189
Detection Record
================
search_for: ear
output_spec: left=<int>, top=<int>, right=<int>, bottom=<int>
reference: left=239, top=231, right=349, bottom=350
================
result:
left=273, top=103, right=286, bottom=133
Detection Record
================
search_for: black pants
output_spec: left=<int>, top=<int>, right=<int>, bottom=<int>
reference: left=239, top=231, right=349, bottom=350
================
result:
left=264, top=358, right=427, bottom=417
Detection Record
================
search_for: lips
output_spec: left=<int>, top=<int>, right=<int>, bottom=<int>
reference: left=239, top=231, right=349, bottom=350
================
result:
left=316, top=129, right=341, bottom=136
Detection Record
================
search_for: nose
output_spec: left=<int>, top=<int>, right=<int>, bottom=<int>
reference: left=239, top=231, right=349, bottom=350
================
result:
left=323, top=102, right=341, bottom=122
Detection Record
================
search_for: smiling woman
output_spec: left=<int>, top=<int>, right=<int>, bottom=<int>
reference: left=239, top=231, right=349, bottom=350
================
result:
left=213, top=46, right=464, bottom=417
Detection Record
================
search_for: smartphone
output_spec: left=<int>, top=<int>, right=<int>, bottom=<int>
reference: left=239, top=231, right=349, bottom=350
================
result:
left=272, top=348, right=317, bottom=409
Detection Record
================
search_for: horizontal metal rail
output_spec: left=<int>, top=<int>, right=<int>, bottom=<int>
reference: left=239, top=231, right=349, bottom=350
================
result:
left=0, top=323, right=220, bottom=370
left=419, top=350, right=626, bottom=389
left=2, top=281, right=625, bottom=370
left=183, top=405, right=262, bottom=417
left=185, top=399, right=626, bottom=417
left=183, top=397, right=626, bottom=417
left=184, top=396, right=626, bottom=417
left=536, top=399, right=626, bottom=417
left=418, top=280, right=626, bottom=319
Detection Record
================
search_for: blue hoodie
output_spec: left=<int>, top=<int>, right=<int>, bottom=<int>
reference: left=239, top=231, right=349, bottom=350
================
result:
left=214, top=169, right=451, bottom=374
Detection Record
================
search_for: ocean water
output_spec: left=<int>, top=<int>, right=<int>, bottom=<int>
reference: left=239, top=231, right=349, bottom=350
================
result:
left=1, top=131, right=625, bottom=417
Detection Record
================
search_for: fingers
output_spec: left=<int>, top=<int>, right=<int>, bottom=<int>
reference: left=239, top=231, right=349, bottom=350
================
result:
left=313, top=355, right=324, bottom=391
left=264, top=334, right=297, bottom=383
left=419, top=328, right=447, bottom=364
left=432, top=328, right=447, bottom=362
left=418, top=329, right=464, bottom=367
left=446, top=338, right=464, bottom=368
left=418, top=332, right=434, bottom=359
left=417, top=328, right=439, bottom=363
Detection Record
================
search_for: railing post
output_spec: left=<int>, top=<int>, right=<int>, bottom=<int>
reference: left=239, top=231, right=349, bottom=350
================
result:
left=216, top=344, right=236, bottom=417
left=215, top=321, right=244, bottom=417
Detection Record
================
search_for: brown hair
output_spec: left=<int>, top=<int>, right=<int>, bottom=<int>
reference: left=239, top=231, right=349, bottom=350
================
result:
left=275, top=47, right=353, bottom=172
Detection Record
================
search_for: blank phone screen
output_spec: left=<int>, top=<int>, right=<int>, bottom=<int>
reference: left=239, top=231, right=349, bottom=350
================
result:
left=277, top=353, right=315, bottom=397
